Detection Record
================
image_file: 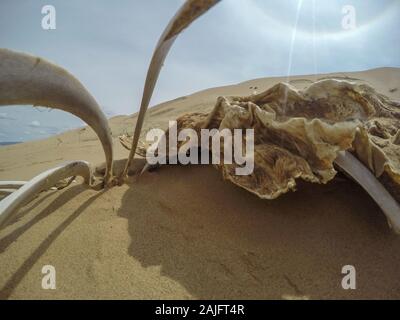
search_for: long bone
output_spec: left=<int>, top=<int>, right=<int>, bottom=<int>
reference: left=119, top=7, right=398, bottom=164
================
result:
left=0, top=49, right=113, bottom=184
left=121, top=0, right=221, bottom=179
left=0, top=161, right=91, bottom=228
left=123, top=0, right=399, bottom=233
left=335, top=151, right=400, bottom=234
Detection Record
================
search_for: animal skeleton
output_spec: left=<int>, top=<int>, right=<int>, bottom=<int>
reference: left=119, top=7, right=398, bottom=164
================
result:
left=0, top=0, right=399, bottom=233
left=0, top=48, right=113, bottom=226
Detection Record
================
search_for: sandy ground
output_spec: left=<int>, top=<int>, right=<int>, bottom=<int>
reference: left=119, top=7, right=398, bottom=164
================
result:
left=0, top=68, right=399, bottom=299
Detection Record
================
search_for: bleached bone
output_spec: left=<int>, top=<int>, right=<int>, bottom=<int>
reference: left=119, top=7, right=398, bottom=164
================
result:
left=0, top=161, right=91, bottom=228
left=0, top=49, right=113, bottom=183
left=121, top=0, right=221, bottom=179
left=0, top=181, right=26, bottom=189
left=335, top=151, right=400, bottom=234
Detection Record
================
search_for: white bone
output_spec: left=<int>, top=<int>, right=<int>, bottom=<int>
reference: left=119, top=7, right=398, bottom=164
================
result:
left=121, top=0, right=221, bottom=179
left=0, top=49, right=113, bottom=183
left=335, top=151, right=400, bottom=234
left=0, top=161, right=91, bottom=228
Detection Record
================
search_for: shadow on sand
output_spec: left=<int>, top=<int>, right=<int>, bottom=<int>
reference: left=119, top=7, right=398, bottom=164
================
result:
left=0, top=185, right=105, bottom=299
left=118, top=164, right=400, bottom=299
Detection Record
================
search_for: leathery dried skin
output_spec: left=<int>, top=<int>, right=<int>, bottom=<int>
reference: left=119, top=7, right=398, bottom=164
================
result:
left=171, top=79, right=400, bottom=200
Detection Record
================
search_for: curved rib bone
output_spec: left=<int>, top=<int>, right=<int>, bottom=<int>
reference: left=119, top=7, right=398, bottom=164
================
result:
left=0, top=49, right=113, bottom=183
left=122, top=0, right=221, bottom=179
left=335, top=151, right=400, bottom=234
left=0, top=161, right=91, bottom=228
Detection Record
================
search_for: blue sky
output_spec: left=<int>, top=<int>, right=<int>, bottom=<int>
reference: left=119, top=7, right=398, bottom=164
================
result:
left=0, top=0, right=399, bottom=142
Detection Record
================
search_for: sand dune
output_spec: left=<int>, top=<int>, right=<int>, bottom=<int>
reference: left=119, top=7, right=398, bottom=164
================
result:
left=0, top=68, right=400, bottom=299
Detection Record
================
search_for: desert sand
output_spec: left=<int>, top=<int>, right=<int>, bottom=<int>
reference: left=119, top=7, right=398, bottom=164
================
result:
left=0, top=67, right=399, bottom=299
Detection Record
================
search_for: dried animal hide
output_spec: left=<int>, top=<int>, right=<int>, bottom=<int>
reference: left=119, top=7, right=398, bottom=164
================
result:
left=130, top=79, right=400, bottom=201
